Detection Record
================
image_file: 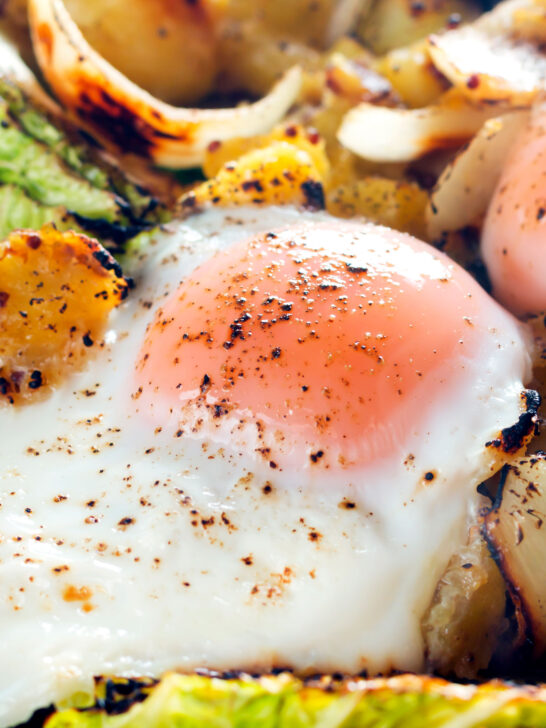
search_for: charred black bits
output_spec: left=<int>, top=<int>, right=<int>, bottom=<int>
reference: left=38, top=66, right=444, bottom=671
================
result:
left=241, top=179, right=264, bottom=193
left=28, top=370, right=43, bottom=390
left=424, top=471, right=435, bottom=482
left=92, top=248, right=124, bottom=279
left=269, top=461, right=278, bottom=469
left=213, top=404, right=228, bottom=418
left=410, top=0, right=425, bottom=16
left=241, top=555, right=253, bottom=565
left=0, top=291, right=9, bottom=307
left=262, top=483, right=273, bottom=495
left=310, top=450, right=324, bottom=463
left=94, top=677, right=155, bottom=716
left=462, top=562, right=473, bottom=569
left=271, top=347, right=282, bottom=359
left=301, top=180, right=325, bottom=210
left=537, top=207, right=545, bottom=221
left=200, top=374, right=211, bottom=393
left=83, top=332, right=94, bottom=347
left=446, top=12, right=461, bottom=27
left=118, top=517, right=135, bottom=527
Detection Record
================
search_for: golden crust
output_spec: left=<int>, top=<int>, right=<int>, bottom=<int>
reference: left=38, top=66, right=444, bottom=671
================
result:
left=0, top=225, right=128, bottom=403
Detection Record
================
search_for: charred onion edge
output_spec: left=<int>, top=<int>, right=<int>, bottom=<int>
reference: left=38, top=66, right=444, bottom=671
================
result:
left=27, top=0, right=302, bottom=168
left=485, top=389, right=541, bottom=455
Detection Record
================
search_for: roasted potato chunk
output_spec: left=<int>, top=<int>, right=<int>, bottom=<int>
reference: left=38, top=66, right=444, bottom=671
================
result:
left=372, top=40, right=449, bottom=108
left=185, top=130, right=329, bottom=210
left=0, top=225, right=128, bottom=403
left=216, top=0, right=361, bottom=49
left=327, top=176, right=428, bottom=237
left=63, top=0, right=218, bottom=105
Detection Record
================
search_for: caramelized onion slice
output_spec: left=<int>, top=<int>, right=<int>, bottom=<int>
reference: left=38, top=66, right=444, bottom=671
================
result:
left=427, top=110, right=528, bottom=239
left=337, top=93, right=498, bottom=162
left=27, top=0, right=302, bottom=168
left=428, top=0, right=546, bottom=106
left=484, top=454, right=546, bottom=656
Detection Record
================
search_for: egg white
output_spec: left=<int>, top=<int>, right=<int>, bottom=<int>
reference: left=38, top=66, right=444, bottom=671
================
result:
left=0, top=207, right=532, bottom=727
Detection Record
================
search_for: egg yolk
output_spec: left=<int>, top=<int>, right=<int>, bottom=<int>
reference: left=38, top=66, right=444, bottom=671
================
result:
left=482, top=110, right=546, bottom=316
left=135, top=222, right=486, bottom=469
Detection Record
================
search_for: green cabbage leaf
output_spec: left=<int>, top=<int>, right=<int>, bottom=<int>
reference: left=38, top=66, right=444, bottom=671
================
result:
left=45, top=673, right=546, bottom=728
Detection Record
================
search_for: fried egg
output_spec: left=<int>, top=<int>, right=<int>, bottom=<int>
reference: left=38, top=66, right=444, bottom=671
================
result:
left=482, top=106, right=546, bottom=317
left=0, top=206, right=532, bottom=727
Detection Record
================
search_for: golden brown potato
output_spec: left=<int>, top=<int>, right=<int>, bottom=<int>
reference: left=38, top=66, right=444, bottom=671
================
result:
left=183, top=135, right=328, bottom=210
left=63, top=0, right=218, bottom=105
left=216, top=19, right=321, bottom=97
left=326, top=176, right=428, bottom=237
left=0, top=225, right=128, bottom=404
left=202, top=124, right=329, bottom=179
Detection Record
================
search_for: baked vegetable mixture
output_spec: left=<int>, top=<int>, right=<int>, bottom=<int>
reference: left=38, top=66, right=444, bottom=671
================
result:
left=2, top=1, right=546, bottom=726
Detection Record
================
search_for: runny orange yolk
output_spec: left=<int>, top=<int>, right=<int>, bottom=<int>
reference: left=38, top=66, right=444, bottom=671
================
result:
left=135, top=222, right=484, bottom=468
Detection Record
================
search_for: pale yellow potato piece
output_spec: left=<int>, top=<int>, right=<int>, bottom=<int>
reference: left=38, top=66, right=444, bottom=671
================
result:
left=216, top=19, right=321, bottom=97
left=423, top=524, right=509, bottom=679
left=358, top=0, right=479, bottom=55
left=214, top=0, right=365, bottom=49
left=63, top=0, right=218, bottom=105
left=373, top=39, right=449, bottom=108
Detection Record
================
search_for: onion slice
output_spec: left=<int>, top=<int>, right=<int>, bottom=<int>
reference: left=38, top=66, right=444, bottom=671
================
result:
left=428, top=0, right=546, bottom=106
left=337, top=94, right=498, bottom=162
left=28, top=0, right=302, bottom=168
left=484, top=453, right=546, bottom=657
left=427, top=110, right=528, bottom=239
